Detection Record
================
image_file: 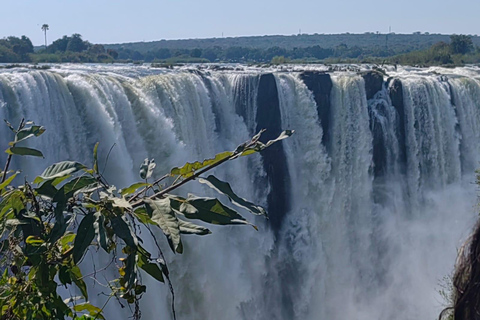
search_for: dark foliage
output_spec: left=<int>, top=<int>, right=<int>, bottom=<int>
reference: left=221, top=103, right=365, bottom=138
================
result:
left=0, top=119, right=293, bottom=319
left=1, top=33, right=479, bottom=65
left=450, top=35, right=474, bottom=55
left=0, top=36, right=34, bottom=62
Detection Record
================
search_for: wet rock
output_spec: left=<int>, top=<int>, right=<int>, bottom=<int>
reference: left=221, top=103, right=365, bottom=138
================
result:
left=256, top=73, right=291, bottom=232
left=361, top=70, right=384, bottom=100
left=389, top=78, right=407, bottom=170
left=299, top=71, right=333, bottom=151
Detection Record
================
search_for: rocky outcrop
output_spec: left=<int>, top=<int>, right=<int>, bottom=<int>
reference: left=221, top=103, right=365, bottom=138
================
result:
left=361, top=70, right=384, bottom=100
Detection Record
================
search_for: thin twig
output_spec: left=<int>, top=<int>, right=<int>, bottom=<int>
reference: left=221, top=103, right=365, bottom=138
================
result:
left=93, top=293, right=114, bottom=320
left=101, top=143, right=117, bottom=183
left=129, top=174, right=170, bottom=203
left=159, top=156, right=230, bottom=196
left=131, top=151, right=234, bottom=208
left=1, top=118, right=25, bottom=183
left=146, top=225, right=176, bottom=320
left=130, top=133, right=262, bottom=208
left=79, top=256, right=115, bottom=281
left=130, top=155, right=227, bottom=208
left=25, top=181, right=45, bottom=233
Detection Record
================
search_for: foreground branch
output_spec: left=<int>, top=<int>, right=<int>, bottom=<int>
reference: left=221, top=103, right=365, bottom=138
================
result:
left=1, top=118, right=24, bottom=183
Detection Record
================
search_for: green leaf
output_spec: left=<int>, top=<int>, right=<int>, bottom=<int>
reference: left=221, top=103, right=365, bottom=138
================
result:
left=137, top=246, right=164, bottom=283
left=135, top=284, right=147, bottom=295
left=170, top=151, right=233, bottom=178
left=12, top=125, right=45, bottom=144
left=59, top=232, right=76, bottom=248
left=48, top=189, right=68, bottom=244
left=198, top=175, right=267, bottom=217
left=120, top=182, right=150, bottom=196
left=0, top=171, right=18, bottom=192
left=133, top=207, right=155, bottom=225
left=4, top=218, right=28, bottom=226
left=35, top=175, right=71, bottom=199
left=238, top=148, right=257, bottom=157
left=3, top=190, right=24, bottom=214
left=93, top=142, right=99, bottom=174
left=35, top=161, right=87, bottom=183
left=25, top=235, right=45, bottom=245
left=75, top=183, right=102, bottom=196
left=63, top=176, right=97, bottom=198
left=177, top=218, right=211, bottom=235
left=70, top=265, right=88, bottom=300
left=170, top=195, right=256, bottom=229
left=51, top=293, right=73, bottom=317
left=73, top=303, right=105, bottom=320
left=111, top=215, right=138, bottom=248
left=74, top=316, right=95, bottom=320
left=112, top=197, right=132, bottom=209
left=51, top=175, right=72, bottom=186
left=100, top=192, right=132, bottom=210
left=6, top=146, right=43, bottom=158
left=73, top=213, right=95, bottom=264
left=49, top=219, right=69, bottom=245
left=139, top=158, right=156, bottom=180
left=144, top=198, right=183, bottom=254
left=120, top=253, right=136, bottom=290
left=58, top=265, right=72, bottom=285
left=63, top=296, right=82, bottom=304
left=93, top=212, right=108, bottom=252
left=35, top=179, right=59, bottom=198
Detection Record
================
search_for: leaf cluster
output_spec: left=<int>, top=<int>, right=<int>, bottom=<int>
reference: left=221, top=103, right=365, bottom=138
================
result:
left=0, top=119, right=293, bottom=319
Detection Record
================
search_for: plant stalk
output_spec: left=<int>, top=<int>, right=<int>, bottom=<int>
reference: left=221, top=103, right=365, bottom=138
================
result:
left=1, top=118, right=25, bottom=183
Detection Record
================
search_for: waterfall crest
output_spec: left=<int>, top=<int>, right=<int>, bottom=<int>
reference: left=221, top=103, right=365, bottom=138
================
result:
left=1, top=65, right=480, bottom=320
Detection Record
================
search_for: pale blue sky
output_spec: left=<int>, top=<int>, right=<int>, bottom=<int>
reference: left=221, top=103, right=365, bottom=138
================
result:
left=2, top=0, right=479, bottom=45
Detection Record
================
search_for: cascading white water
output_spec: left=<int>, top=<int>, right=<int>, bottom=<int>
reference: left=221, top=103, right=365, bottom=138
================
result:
left=1, top=65, right=480, bottom=320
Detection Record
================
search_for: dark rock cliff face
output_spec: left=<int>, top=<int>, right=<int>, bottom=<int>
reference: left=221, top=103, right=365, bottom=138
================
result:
left=253, top=74, right=297, bottom=318
left=198, top=73, right=222, bottom=133
left=255, top=73, right=291, bottom=232
left=361, top=70, right=384, bottom=100
left=362, top=71, right=387, bottom=178
left=369, top=99, right=388, bottom=178
left=299, top=71, right=333, bottom=151
left=388, top=78, right=407, bottom=170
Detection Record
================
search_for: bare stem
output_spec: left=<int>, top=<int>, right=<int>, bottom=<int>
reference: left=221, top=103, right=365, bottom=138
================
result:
left=146, top=225, right=176, bottom=320
left=158, top=155, right=231, bottom=197
left=93, top=294, right=114, bottom=320
left=129, top=173, right=171, bottom=203
left=25, top=181, right=45, bottom=233
left=130, top=138, right=258, bottom=208
left=1, top=118, right=25, bottom=183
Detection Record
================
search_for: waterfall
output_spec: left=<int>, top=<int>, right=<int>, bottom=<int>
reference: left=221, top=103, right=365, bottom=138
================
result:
left=1, top=65, right=480, bottom=320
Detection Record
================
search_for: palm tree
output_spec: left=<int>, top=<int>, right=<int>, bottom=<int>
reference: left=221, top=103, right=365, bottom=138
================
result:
left=41, top=24, right=49, bottom=49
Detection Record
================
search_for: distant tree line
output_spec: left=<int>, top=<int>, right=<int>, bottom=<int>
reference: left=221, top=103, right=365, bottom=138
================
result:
left=35, top=34, right=118, bottom=63
left=390, top=35, right=480, bottom=66
left=0, top=33, right=479, bottom=66
left=0, top=36, right=34, bottom=62
left=105, top=32, right=480, bottom=53
left=114, top=43, right=399, bottom=63
left=0, top=34, right=118, bottom=63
